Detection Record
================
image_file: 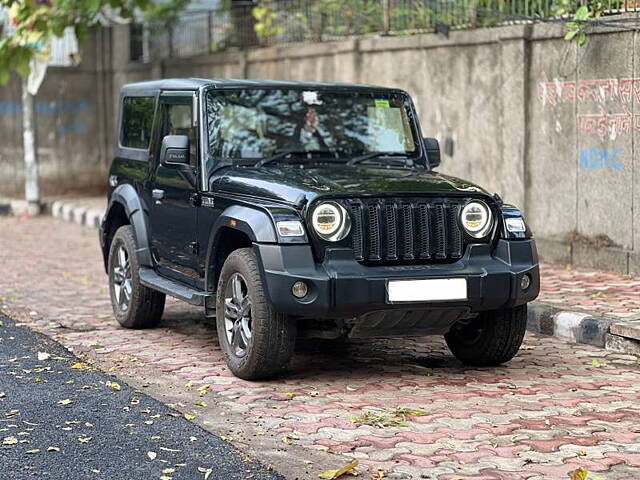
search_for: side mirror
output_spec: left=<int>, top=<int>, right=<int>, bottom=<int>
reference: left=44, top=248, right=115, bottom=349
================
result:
left=160, top=135, right=190, bottom=165
left=423, top=137, right=440, bottom=169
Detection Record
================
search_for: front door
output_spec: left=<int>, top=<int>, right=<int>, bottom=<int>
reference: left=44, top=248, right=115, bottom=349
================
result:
left=149, top=91, right=201, bottom=288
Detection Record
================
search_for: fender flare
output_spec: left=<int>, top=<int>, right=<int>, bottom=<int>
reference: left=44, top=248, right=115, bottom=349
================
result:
left=103, top=184, right=153, bottom=268
left=204, top=205, right=278, bottom=290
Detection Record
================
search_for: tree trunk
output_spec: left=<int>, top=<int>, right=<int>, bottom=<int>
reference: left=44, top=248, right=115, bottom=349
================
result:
left=22, top=77, right=40, bottom=216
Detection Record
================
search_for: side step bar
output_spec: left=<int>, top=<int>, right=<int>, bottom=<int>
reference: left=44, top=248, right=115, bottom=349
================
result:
left=139, top=267, right=212, bottom=306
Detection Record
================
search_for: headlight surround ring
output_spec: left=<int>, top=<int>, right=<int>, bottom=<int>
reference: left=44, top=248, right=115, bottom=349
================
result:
left=460, top=200, right=493, bottom=238
left=310, top=201, right=351, bottom=242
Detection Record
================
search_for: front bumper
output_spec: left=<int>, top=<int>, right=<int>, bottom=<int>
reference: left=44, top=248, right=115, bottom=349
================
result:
left=254, top=239, right=540, bottom=319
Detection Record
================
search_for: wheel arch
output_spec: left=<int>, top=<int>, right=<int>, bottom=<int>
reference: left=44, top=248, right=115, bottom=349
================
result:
left=101, top=184, right=153, bottom=271
left=204, top=205, right=277, bottom=292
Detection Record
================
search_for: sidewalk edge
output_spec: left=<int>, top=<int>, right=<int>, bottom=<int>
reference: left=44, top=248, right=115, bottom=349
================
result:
left=50, top=199, right=104, bottom=229
left=528, top=301, right=620, bottom=349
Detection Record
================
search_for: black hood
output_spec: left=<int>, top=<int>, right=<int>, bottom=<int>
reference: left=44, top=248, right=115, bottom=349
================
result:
left=210, top=164, right=490, bottom=205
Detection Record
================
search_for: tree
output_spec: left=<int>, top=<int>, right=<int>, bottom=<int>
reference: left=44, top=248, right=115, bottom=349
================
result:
left=0, top=0, right=188, bottom=214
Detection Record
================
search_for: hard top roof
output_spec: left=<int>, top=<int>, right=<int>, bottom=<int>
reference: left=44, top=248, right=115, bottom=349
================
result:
left=120, top=78, right=401, bottom=93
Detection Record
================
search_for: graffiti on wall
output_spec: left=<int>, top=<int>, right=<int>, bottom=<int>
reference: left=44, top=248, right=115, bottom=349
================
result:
left=0, top=99, right=89, bottom=136
left=538, top=79, right=640, bottom=140
left=579, top=147, right=624, bottom=171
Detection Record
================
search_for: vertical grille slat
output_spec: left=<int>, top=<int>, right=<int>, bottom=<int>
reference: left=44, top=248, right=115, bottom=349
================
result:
left=401, top=203, right=414, bottom=260
left=447, top=204, right=463, bottom=258
left=350, top=203, right=364, bottom=261
left=384, top=203, right=398, bottom=260
left=348, top=197, right=477, bottom=264
left=433, top=204, right=447, bottom=259
left=368, top=204, right=381, bottom=261
left=418, top=203, right=430, bottom=259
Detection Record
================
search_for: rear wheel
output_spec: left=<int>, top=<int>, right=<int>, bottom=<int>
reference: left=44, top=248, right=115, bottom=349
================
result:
left=216, top=248, right=296, bottom=380
left=445, top=305, right=527, bottom=366
left=108, top=225, right=165, bottom=329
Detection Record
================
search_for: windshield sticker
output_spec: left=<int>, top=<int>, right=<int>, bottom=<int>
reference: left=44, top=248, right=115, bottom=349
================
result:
left=374, top=99, right=390, bottom=108
left=302, top=91, right=322, bottom=105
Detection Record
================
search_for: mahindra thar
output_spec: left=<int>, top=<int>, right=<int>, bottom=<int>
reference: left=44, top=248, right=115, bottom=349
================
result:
left=100, top=79, right=539, bottom=380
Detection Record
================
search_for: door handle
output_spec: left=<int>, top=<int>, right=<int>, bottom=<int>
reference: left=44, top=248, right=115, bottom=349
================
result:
left=152, top=189, right=164, bottom=199
left=152, top=189, right=165, bottom=203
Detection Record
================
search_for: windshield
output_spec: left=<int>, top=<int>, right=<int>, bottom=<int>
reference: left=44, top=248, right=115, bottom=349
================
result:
left=205, top=88, right=418, bottom=166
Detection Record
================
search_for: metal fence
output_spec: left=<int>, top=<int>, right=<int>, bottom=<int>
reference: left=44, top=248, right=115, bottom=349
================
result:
left=141, top=0, right=640, bottom=62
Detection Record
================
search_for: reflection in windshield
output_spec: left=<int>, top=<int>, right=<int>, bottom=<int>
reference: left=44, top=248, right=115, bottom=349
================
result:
left=205, top=88, right=417, bottom=165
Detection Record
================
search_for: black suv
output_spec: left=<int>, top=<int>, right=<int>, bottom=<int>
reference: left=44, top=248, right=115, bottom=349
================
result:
left=100, top=78, right=539, bottom=380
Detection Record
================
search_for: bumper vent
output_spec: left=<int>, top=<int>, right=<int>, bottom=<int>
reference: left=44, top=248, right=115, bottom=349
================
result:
left=347, top=198, right=469, bottom=264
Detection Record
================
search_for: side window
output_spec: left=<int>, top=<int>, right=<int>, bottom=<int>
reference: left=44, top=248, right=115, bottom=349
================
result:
left=161, top=102, right=197, bottom=166
left=120, top=96, right=155, bottom=149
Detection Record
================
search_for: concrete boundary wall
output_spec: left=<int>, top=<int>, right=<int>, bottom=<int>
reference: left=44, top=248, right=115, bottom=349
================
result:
left=1, top=19, right=638, bottom=272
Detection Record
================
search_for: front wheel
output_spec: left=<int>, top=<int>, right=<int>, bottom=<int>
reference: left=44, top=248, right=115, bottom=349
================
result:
left=216, top=248, right=296, bottom=380
left=445, top=305, right=527, bottom=366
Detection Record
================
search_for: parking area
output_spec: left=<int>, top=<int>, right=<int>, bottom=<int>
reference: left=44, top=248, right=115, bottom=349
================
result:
left=1, top=216, right=640, bottom=479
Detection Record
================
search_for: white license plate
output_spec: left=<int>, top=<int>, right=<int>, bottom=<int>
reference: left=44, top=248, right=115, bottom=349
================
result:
left=387, top=278, right=467, bottom=302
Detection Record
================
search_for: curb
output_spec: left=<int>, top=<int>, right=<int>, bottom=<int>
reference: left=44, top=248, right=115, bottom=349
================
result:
left=528, top=301, right=640, bottom=354
left=50, top=200, right=104, bottom=229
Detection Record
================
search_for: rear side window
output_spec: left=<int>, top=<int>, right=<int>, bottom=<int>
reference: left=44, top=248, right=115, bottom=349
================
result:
left=120, top=96, right=155, bottom=149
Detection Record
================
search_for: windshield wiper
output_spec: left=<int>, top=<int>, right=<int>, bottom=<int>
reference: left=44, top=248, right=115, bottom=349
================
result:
left=347, top=151, right=411, bottom=166
left=255, top=149, right=338, bottom=167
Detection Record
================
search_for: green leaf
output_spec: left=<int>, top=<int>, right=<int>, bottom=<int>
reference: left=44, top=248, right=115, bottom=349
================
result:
left=575, top=5, right=589, bottom=20
left=565, top=30, right=578, bottom=41
left=578, top=32, right=587, bottom=47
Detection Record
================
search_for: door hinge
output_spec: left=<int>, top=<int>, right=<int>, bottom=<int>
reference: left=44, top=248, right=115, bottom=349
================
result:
left=188, top=242, right=199, bottom=255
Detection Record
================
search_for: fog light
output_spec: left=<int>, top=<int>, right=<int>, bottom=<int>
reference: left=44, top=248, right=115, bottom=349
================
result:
left=521, top=274, right=531, bottom=291
left=292, top=281, right=308, bottom=299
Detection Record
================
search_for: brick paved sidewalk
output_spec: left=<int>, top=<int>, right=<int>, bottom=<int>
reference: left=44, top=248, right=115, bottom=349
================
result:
left=2, top=216, right=640, bottom=479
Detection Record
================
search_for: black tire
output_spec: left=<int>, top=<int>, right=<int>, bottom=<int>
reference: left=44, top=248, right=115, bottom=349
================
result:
left=216, top=248, right=296, bottom=380
left=445, top=305, right=527, bottom=366
left=108, top=225, right=165, bottom=329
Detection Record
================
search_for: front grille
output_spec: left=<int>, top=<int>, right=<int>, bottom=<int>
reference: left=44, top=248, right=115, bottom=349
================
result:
left=347, top=198, right=470, bottom=264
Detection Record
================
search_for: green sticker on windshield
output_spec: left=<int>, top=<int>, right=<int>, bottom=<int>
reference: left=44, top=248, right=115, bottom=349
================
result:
left=374, top=99, right=390, bottom=108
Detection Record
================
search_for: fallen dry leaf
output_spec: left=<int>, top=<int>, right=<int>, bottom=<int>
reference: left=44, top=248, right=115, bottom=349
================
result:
left=184, top=413, right=196, bottom=421
left=71, top=362, right=89, bottom=370
left=147, top=451, right=157, bottom=460
left=198, top=466, right=213, bottom=480
left=107, top=381, right=121, bottom=392
left=47, top=447, right=60, bottom=452
left=194, top=401, right=207, bottom=407
left=591, top=359, right=602, bottom=368
left=159, top=447, right=181, bottom=453
left=77, top=436, right=92, bottom=444
left=37, top=352, right=50, bottom=361
left=319, top=460, right=359, bottom=479
left=3, top=436, right=18, bottom=446
left=57, top=399, right=72, bottom=406
left=25, top=449, right=40, bottom=454
left=371, top=468, right=385, bottom=479
left=197, top=384, right=210, bottom=396
left=569, top=468, right=589, bottom=480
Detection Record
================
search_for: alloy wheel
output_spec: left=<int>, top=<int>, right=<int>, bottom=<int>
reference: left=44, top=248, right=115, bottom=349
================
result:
left=224, top=273, right=253, bottom=357
left=112, top=245, right=132, bottom=312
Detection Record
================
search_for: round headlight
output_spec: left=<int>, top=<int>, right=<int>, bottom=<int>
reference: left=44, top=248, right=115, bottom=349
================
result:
left=311, top=202, right=351, bottom=241
left=460, top=201, right=493, bottom=238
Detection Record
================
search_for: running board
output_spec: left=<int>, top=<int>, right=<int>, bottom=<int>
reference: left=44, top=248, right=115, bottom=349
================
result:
left=139, top=267, right=212, bottom=306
